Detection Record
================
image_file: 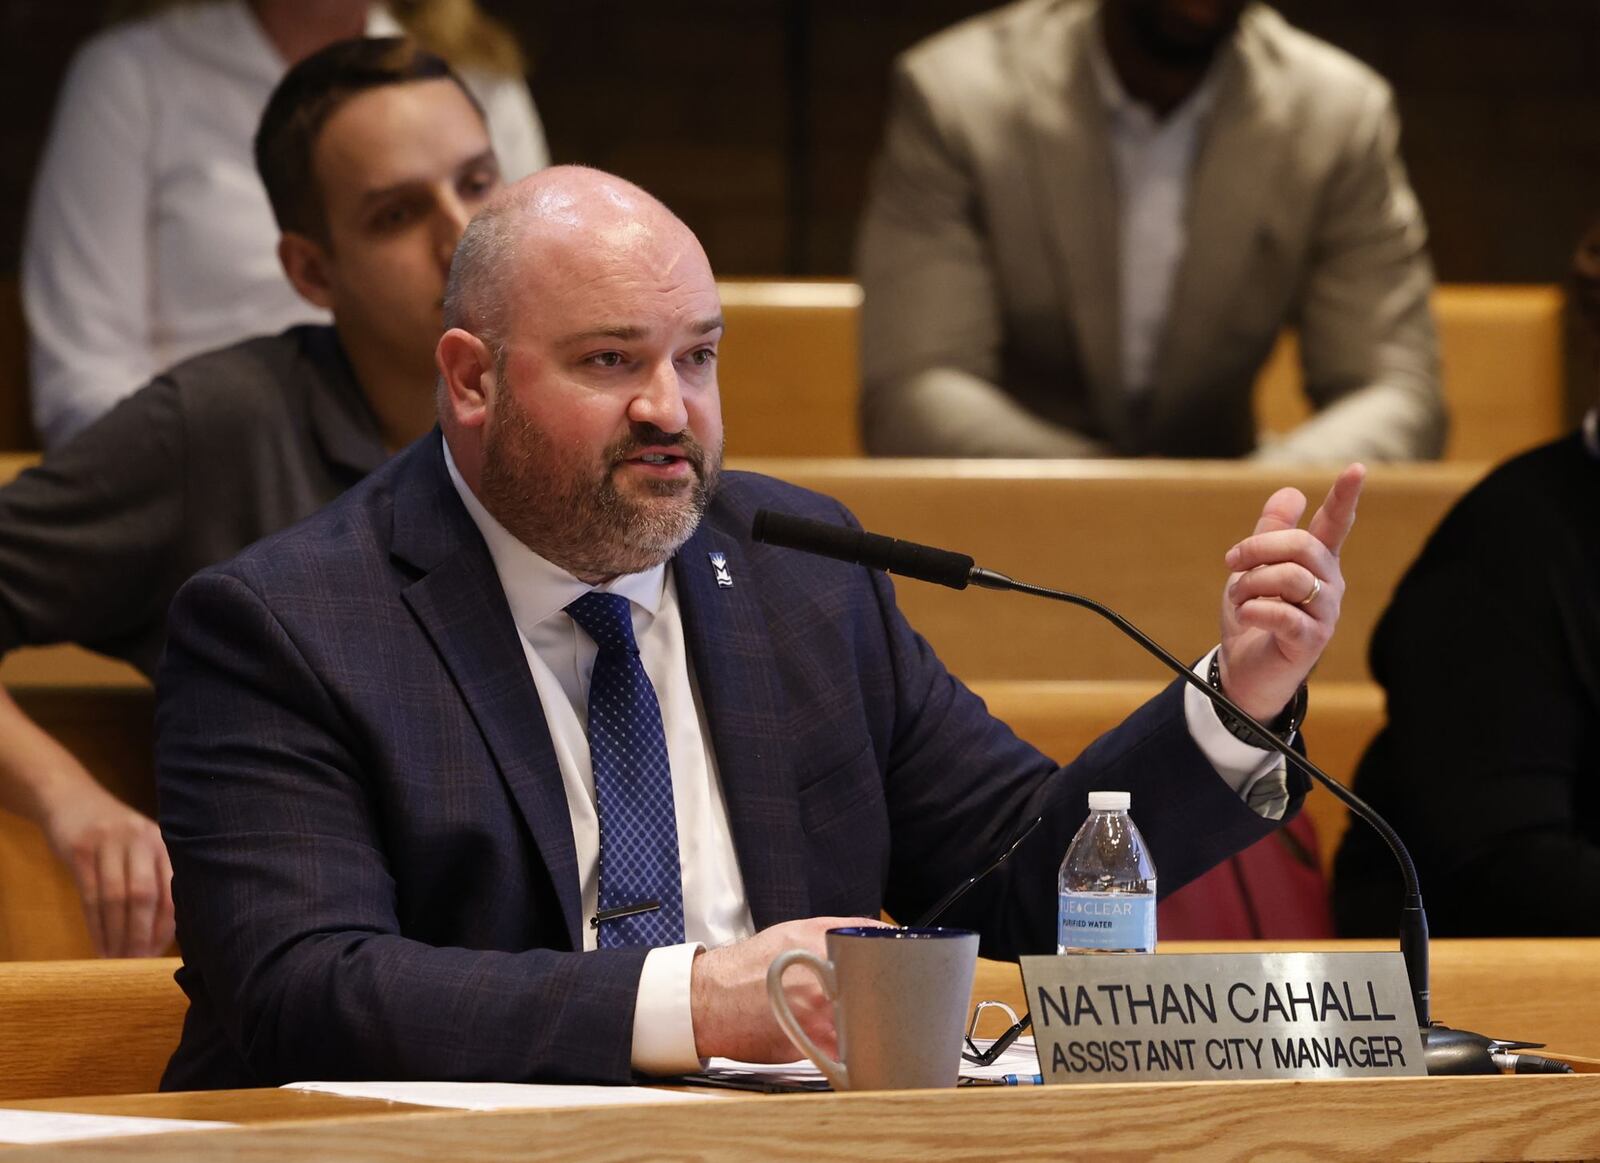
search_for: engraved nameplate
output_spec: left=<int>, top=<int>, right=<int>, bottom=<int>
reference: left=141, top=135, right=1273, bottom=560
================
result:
left=1018, top=952, right=1427, bottom=1084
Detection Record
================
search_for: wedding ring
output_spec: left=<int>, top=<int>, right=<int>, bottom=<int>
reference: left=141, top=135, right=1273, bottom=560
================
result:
left=1297, top=576, right=1322, bottom=607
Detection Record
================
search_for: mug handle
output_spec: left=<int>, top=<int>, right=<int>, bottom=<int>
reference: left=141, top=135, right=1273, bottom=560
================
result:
left=766, top=949, right=848, bottom=1091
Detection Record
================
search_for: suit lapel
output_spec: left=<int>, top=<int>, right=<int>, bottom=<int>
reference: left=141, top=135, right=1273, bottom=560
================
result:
left=1146, top=21, right=1290, bottom=429
left=390, top=437, right=584, bottom=950
left=1017, top=1, right=1131, bottom=447
left=672, top=519, right=810, bottom=930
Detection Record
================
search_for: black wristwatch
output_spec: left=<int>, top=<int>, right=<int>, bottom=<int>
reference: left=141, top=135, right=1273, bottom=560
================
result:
left=1207, top=653, right=1307, bottom=748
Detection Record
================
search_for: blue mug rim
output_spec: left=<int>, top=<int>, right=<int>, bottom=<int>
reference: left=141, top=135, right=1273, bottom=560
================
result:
left=827, top=925, right=977, bottom=939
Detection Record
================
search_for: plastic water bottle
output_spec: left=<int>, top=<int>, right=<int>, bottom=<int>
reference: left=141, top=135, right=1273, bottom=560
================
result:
left=1057, top=790, right=1157, bottom=954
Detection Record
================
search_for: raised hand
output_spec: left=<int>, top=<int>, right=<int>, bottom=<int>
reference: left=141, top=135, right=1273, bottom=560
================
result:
left=1217, top=463, right=1367, bottom=722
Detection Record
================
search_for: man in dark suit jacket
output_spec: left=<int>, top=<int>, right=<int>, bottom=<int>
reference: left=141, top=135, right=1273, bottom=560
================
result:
left=156, top=166, right=1365, bottom=1088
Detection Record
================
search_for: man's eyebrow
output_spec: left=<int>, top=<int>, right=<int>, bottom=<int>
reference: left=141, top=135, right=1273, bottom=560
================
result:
left=557, top=316, right=725, bottom=346
left=557, top=325, right=650, bottom=345
left=356, top=149, right=498, bottom=208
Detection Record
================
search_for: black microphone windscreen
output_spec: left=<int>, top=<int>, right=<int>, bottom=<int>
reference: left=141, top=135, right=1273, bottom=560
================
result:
left=752, top=509, right=863, bottom=562
left=751, top=509, right=974, bottom=590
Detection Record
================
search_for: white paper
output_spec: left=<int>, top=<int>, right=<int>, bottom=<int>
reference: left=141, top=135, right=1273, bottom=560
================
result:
left=704, top=1036, right=1042, bottom=1087
left=0, top=1109, right=235, bottom=1145
left=700, top=1056, right=826, bottom=1088
left=284, top=1081, right=722, bottom=1111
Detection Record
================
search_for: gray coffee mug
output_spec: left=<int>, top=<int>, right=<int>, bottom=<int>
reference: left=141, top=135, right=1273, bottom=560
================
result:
left=766, top=925, right=979, bottom=1091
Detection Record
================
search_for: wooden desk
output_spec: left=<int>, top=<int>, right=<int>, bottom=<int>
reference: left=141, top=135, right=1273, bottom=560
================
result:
left=2, top=940, right=1597, bottom=1158
left=1, top=1088, right=405, bottom=1124
left=7, top=1074, right=1600, bottom=1161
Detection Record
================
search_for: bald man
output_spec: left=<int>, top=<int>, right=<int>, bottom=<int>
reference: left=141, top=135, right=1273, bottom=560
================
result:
left=156, top=166, right=1363, bottom=1088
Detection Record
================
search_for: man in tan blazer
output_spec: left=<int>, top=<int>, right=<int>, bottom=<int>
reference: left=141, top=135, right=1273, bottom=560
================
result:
left=857, top=0, right=1445, bottom=461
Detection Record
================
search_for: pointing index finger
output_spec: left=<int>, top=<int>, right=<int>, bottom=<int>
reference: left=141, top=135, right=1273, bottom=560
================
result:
left=1307, top=463, right=1367, bottom=557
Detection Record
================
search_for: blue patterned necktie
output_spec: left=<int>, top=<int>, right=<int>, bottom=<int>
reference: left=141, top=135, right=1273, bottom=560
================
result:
left=565, top=591, right=685, bottom=947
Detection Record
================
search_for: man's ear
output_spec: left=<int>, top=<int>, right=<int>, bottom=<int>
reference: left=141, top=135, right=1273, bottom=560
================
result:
left=436, top=328, right=496, bottom=431
left=278, top=232, right=334, bottom=310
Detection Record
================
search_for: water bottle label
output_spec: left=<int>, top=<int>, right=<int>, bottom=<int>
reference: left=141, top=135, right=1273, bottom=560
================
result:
left=1058, top=892, right=1156, bottom=952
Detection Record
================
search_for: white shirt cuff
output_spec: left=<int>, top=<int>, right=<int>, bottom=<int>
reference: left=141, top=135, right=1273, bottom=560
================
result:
left=1184, top=647, right=1290, bottom=821
left=629, top=942, right=706, bottom=1076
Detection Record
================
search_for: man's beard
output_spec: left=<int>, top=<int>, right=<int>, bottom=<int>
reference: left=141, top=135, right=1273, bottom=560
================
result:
left=479, top=390, right=722, bottom=582
left=1121, top=0, right=1241, bottom=69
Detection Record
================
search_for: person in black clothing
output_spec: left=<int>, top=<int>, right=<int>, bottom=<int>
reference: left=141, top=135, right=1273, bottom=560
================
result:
left=0, top=38, right=502, bottom=957
left=1334, top=216, right=1600, bottom=935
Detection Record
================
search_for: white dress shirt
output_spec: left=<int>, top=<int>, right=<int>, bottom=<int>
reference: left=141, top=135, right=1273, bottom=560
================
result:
left=444, top=446, right=751, bottom=1075
left=1087, top=29, right=1222, bottom=396
left=22, top=1, right=549, bottom=447
left=444, top=445, right=1286, bottom=1074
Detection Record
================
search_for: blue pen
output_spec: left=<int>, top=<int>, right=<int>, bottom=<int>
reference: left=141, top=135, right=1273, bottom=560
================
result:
left=1001, top=1074, right=1044, bottom=1085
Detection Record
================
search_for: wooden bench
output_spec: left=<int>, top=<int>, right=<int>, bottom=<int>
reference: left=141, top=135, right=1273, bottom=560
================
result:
left=0, top=956, right=184, bottom=1099
left=0, top=279, right=1568, bottom=460
left=718, top=280, right=863, bottom=457
left=1255, top=284, right=1568, bottom=461
left=718, top=280, right=1566, bottom=463
left=731, top=458, right=1484, bottom=684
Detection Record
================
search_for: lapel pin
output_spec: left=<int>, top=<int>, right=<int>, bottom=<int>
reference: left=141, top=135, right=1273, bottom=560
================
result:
left=708, top=552, right=734, bottom=588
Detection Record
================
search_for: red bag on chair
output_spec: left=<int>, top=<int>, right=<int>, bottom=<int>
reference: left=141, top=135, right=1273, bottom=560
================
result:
left=1156, top=813, right=1333, bottom=939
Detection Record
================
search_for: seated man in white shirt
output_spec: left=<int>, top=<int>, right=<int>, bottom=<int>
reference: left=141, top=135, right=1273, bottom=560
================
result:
left=22, top=0, right=548, bottom=447
left=155, top=164, right=1366, bottom=1085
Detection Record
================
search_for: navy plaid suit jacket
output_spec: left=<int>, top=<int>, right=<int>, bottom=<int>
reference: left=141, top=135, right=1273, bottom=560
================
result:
left=155, top=432, right=1300, bottom=1089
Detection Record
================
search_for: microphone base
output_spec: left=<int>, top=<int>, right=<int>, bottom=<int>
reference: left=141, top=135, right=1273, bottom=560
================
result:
left=1421, top=1025, right=1505, bottom=1076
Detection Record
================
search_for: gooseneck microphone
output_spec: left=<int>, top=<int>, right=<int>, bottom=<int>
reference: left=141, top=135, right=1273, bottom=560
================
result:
left=751, top=509, right=981, bottom=590
left=751, top=508, right=1560, bottom=1076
